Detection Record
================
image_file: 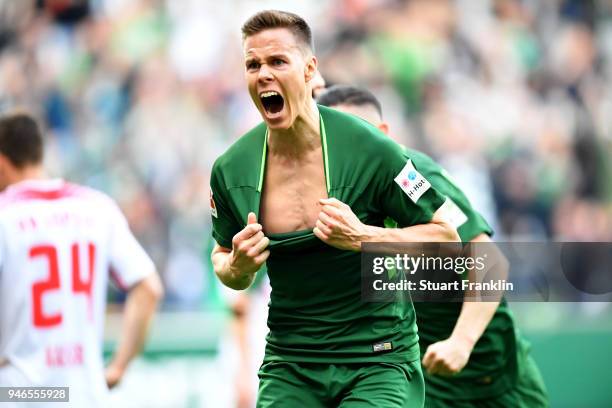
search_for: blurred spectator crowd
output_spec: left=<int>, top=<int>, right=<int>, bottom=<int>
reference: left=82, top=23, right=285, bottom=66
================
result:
left=1, top=0, right=611, bottom=308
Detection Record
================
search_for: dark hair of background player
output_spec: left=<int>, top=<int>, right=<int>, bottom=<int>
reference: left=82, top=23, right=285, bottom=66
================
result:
left=0, top=112, right=44, bottom=168
left=316, top=84, right=383, bottom=119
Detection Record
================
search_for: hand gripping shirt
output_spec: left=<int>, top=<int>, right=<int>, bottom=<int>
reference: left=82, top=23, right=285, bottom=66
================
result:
left=210, top=105, right=446, bottom=364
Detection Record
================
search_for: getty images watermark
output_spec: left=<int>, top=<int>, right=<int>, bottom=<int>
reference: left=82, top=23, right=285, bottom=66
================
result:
left=371, top=252, right=513, bottom=293
left=361, top=242, right=612, bottom=302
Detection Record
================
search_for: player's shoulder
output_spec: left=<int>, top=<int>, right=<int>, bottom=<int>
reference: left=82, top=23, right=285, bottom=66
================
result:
left=64, top=182, right=116, bottom=205
left=211, top=121, right=267, bottom=191
left=403, top=148, right=442, bottom=172
left=404, top=147, right=434, bottom=163
left=402, top=149, right=461, bottom=189
left=60, top=182, right=126, bottom=216
left=213, top=122, right=267, bottom=174
left=65, top=184, right=130, bottom=226
left=319, top=104, right=386, bottom=142
left=318, top=104, right=403, bottom=156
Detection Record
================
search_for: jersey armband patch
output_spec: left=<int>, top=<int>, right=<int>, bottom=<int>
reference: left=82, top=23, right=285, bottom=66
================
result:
left=209, top=188, right=218, bottom=218
left=437, top=197, right=468, bottom=229
left=394, top=159, right=431, bottom=203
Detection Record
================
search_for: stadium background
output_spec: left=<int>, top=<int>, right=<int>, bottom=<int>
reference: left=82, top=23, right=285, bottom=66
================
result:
left=1, top=0, right=612, bottom=406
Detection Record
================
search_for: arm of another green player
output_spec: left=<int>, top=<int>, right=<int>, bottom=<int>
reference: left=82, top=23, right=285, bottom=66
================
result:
left=422, top=233, right=509, bottom=376
left=409, top=153, right=509, bottom=376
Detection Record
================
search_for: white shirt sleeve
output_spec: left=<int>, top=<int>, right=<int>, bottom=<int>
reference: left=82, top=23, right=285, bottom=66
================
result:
left=107, top=202, right=156, bottom=290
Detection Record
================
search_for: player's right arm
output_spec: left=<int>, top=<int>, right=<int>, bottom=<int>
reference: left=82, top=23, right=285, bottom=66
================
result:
left=212, top=212, right=270, bottom=290
left=210, top=158, right=270, bottom=290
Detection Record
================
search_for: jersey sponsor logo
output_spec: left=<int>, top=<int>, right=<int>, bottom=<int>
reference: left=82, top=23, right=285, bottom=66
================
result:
left=394, top=160, right=431, bottom=203
left=372, top=341, right=393, bottom=352
left=437, top=197, right=468, bottom=229
left=209, top=188, right=218, bottom=218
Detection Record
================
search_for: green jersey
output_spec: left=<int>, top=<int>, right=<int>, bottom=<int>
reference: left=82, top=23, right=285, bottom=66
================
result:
left=407, top=150, right=520, bottom=400
left=210, top=105, right=446, bottom=364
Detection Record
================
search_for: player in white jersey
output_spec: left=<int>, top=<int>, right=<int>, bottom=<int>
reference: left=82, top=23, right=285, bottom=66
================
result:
left=0, top=112, right=164, bottom=407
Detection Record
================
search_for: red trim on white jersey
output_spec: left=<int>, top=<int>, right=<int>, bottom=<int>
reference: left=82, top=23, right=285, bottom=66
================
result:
left=0, top=180, right=107, bottom=210
left=14, top=185, right=78, bottom=201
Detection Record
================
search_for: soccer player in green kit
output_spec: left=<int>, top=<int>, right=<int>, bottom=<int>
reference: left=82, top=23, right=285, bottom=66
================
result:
left=209, top=10, right=461, bottom=408
left=317, top=85, right=549, bottom=408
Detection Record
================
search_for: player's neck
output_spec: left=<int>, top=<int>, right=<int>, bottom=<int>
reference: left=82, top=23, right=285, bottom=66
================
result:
left=9, top=166, right=46, bottom=186
left=267, top=100, right=320, bottom=157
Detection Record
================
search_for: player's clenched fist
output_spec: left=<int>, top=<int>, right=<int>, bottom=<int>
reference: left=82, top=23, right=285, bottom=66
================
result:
left=230, top=212, right=270, bottom=275
left=212, top=212, right=270, bottom=290
left=422, top=336, right=473, bottom=377
left=313, top=198, right=369, bottom=252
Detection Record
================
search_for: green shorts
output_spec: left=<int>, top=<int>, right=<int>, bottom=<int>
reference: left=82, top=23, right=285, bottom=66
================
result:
left=257, top=360, right=425, bottom=408
left=424, top=343, right=549, bottom=408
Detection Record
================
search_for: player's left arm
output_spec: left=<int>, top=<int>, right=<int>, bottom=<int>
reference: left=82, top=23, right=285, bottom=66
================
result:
left=105, top=273, right=163, bottom=388
left=422, top=233, right=509, bottom=376
left=105, top=202, right=164, bottom=388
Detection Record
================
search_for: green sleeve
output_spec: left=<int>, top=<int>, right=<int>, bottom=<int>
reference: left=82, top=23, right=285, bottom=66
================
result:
left=376, top=145, right=447, bottom=227
left=209, top=161, right=241, bottom=249
left=409, top=151, right=493, bottom=242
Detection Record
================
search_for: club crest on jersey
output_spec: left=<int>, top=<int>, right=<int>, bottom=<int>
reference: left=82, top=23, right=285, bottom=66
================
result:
left=394, top=160, right=431, bottom=203
left=209, top=188, right=218, bottom=218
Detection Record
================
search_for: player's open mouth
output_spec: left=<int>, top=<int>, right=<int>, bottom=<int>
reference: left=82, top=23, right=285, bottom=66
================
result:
left=260, top=91, right=284, bottom=117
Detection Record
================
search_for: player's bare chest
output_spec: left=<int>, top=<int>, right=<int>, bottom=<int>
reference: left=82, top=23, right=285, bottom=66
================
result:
left=260, top=150, right=328, bottom=234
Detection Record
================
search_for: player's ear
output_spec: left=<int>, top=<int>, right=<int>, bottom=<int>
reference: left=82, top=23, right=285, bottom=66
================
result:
left=304, top=55, right=317, bottom=83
